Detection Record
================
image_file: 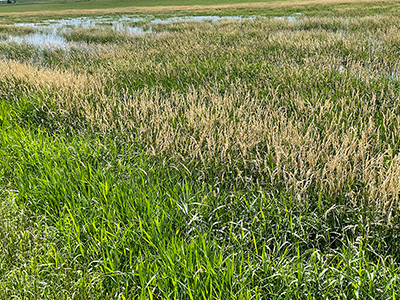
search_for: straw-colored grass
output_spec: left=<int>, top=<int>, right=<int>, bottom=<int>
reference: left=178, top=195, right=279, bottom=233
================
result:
left=1, top=12, right=400, bottom=299
left=2, top=17, right=400, bottom=212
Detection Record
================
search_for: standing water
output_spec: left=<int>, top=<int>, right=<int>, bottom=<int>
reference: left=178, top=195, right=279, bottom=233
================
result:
left=2, top=14, right=302, bottom=49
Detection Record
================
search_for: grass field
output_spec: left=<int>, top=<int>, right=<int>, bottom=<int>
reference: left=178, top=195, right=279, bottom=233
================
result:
left=1, top=0, right=400, bottom=299
left=0, top=0, right=396, bottom=16
left=2, top=0, right=286, bottom=14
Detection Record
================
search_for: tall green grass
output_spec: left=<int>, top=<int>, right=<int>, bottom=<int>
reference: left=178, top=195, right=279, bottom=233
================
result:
left=1, top=102, right=399, bottom=298
left=1, top=6, right=400, bottom=299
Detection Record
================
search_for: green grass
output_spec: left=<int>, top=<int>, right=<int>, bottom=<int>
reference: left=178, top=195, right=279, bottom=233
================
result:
left=0, top=25, right=34, bottom=35
left=2, top=0, right=400, bottom=25
left=62, top=27, right=128, bottom=43
left=1, top=101, right=399, bottom=298
left=0, top=0, right=287, bottom=14
left=2, top=1, right=400, bottom=298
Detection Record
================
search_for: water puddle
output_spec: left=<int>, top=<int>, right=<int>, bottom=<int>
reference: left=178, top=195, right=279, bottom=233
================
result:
left=2, top=14, right=299, bottom=49
left=273, top=16, right=296, bottom=22
left=7, top=32, right=69, bottom=48
left=7, top=15, right=154, bottom=48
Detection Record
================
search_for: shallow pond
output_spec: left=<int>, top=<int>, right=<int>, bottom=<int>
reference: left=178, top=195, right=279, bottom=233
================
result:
left=1, top=14, right=303, bottom=50
left=4, top=15, right=259, bottom=48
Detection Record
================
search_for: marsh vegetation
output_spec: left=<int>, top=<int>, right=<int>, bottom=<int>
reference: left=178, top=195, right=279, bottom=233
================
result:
left=1, top=1, right=400, bottom=299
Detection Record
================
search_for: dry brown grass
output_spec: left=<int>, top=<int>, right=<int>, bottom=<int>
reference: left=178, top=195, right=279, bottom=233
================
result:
left=0, top=60, right=89, bottom=89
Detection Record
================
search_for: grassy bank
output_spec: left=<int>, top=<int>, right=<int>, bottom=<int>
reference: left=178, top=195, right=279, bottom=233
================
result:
left=1, top=1, right=400, bottom=299
left=1, top=0, right=400, bottom=25
left=0, top=0, right=285, bottom=14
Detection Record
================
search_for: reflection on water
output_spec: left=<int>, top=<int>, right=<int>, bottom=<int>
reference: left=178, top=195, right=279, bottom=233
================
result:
left=9, top=15, right=154, bottom=48
left=3, top=14, right=297, bottom=49
left=273, top=16, right=296, bottom=22
left=13, top=15, right=252, bottom=32
left=7, top=32, right=68, bottom=48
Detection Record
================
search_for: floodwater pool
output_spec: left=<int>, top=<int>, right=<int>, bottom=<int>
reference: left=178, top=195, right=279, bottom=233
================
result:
left=2, top=14, right=299, bottom=49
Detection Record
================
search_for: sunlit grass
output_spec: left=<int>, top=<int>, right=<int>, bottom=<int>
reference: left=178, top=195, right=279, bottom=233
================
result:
left=1, top=4, right=400, bottom=299
left=62, top=27, right=130, bottom=43
left=0, top=25, right=34, bottom=35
